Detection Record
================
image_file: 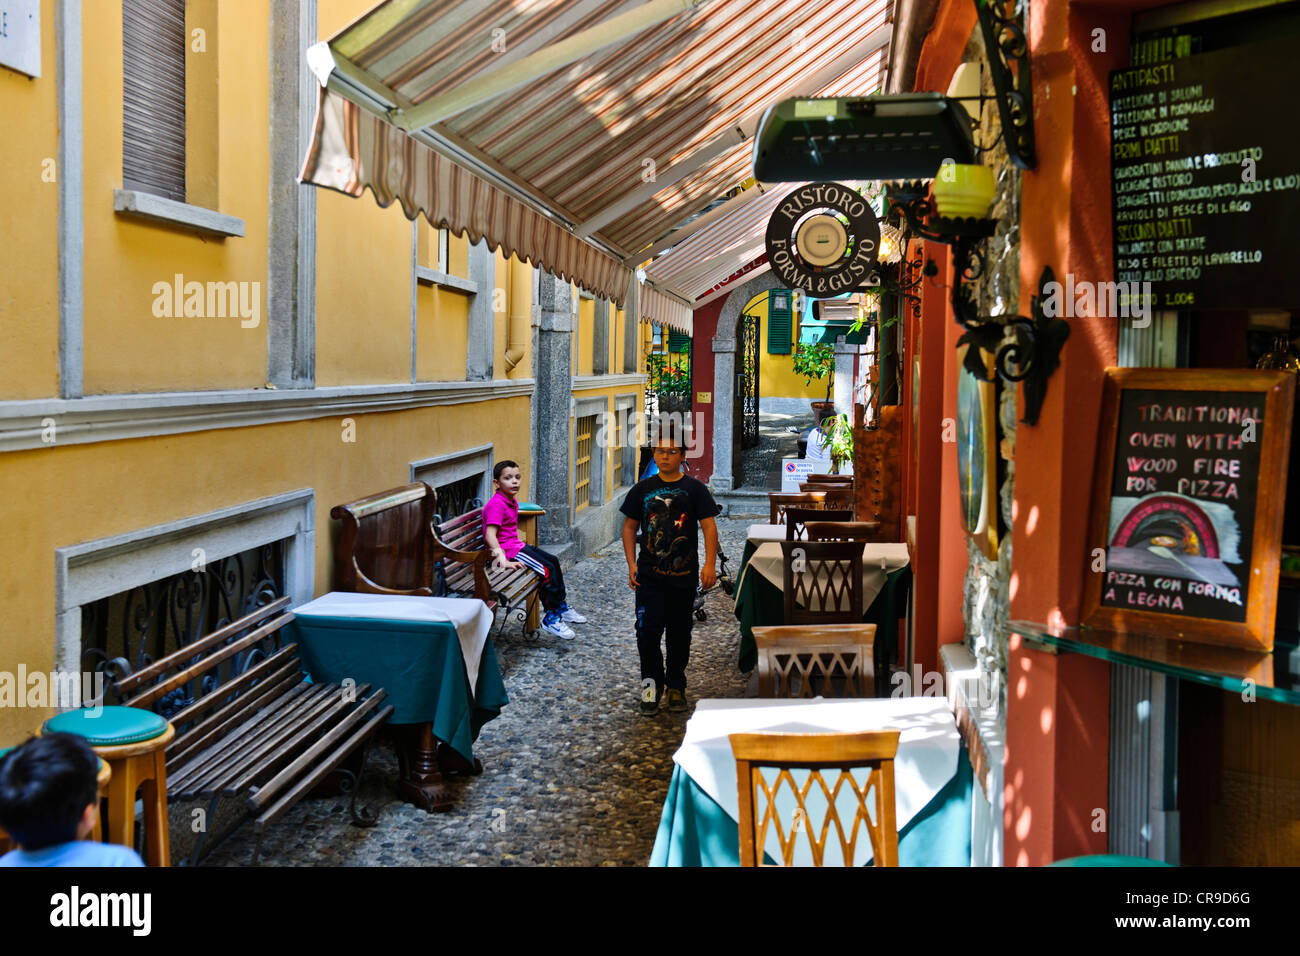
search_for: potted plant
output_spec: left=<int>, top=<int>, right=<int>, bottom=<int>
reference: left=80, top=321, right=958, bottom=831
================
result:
left=792, top=342, right=835, bottom=422
left=649, top=353, right=692, bottom=413
left=819, top=412, right=855, bottom=474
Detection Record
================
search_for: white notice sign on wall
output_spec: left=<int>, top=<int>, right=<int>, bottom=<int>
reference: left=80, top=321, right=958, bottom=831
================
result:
left=0, top=0, right=40, bottom=78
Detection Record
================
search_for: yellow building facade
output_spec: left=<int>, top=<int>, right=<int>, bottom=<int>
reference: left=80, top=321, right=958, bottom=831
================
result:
left=0, top=0, right=648, bottom=743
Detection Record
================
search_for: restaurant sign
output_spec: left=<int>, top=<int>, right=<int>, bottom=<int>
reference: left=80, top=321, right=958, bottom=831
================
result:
left=765, top=182, right=880, bottom=298
left=0, top=0, right=39, bottom=78
left=1109, top=37, right=1300, bottom=310
left=1083, top=369, right=1295, bottom=650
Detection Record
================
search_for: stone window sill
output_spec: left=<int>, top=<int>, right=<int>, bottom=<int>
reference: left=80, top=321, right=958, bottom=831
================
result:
left=113, top=189, right=245, bottom=238
left=415, top=265, right=476, bottom=295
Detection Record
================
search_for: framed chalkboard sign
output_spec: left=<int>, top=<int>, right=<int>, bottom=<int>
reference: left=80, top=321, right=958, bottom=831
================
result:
left=1083, top=369, right=1295, bottom=650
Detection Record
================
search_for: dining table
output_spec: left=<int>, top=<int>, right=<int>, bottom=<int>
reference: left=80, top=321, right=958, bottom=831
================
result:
left=649, top=696, right=973, bottom=866
left=733, top=524, right=911, bottom=673
left=286, top=591, right=509, bottom=812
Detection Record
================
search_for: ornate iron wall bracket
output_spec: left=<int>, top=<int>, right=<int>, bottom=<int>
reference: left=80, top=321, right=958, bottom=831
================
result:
left=885, top=183, right=1067, bottom=426
left=974, top=0, right=1036, bottom=170
left=953, top=265, right=1070, bottom=426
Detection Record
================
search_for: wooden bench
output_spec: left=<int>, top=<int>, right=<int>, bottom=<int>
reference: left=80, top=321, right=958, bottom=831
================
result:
left=430, top=505, right=546, bottom=637
left=111, top=596, right=393, bottom=864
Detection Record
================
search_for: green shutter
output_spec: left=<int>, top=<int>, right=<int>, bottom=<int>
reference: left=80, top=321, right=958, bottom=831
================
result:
left=767, top=289, right=792, bottom=354
left=668, top=328, right=690, bottom=353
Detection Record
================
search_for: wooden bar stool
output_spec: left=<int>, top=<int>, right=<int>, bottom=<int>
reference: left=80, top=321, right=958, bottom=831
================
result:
left=43, top=709, right=174, bottom=866
left=0, top=747, right=110, bottom=851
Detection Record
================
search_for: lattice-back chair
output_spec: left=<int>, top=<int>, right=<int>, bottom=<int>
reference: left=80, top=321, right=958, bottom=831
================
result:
left=800, top=483, right=855, bottom=512
left=753, top=624, right=877, bottom=698
left=769, top=491, right=827, bottom=526
left=729, top=730, right=901, bottom=867
left=780, top=539, right=864, bottom=624
left=331, top=482, right=437, bottom=595
left=804, top=520, right=882, bottom=542
left=784, top=507, right=852, bottom=541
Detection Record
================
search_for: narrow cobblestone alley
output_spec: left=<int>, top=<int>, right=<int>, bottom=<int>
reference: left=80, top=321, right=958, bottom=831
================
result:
left=206, top=516, right=756, bottom=867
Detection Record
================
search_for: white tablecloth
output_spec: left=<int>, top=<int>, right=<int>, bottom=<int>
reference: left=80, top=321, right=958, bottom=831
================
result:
left=746, top=523, right=788, bottom=544
left=673, top=697, right=959, bottom=866
left=293, top=592, right=493, bottom=696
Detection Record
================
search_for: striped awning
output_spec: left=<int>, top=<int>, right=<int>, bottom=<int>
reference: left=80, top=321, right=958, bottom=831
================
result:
left=300, top=0, right=895, bottom=332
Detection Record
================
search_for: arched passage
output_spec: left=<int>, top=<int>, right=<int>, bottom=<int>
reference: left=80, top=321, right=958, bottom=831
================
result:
left=709, top=271, right=782, bottom=492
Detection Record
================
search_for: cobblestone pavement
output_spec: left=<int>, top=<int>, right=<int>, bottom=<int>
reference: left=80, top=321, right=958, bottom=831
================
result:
left=737, top=411, right=814, bottom=491
left=204, top=515, right=756, bottom=867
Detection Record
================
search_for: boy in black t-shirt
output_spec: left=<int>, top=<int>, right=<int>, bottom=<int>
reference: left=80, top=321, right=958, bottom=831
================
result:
left=620, top=424, right=719, bottom=715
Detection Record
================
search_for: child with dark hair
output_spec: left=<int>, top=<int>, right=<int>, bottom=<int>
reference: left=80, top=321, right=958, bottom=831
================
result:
left=0, top=733, right=143, bottom=867
left=483, top=459, right=586, bottom=639
left=620, top=420, right=719, bottom=714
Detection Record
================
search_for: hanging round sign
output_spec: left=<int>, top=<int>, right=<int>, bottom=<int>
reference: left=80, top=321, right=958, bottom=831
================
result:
left=765, top=182, right=880, bottom=298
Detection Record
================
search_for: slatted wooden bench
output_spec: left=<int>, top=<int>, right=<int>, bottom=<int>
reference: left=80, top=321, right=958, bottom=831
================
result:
left=430, top=506, right=544, bottom=636
left=111, top=596, right=394, bottom=864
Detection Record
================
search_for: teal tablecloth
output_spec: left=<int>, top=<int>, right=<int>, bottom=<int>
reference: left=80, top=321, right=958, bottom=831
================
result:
left=285, top=615, right=508, bottom=764
left=733, top=539, right=912, bottom=677
left=649, top=744, right=973, bottom=866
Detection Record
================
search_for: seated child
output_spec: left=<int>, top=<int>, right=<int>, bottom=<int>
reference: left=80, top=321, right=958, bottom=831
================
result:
left=0, top=733, right=144, bottom=867
left=482, top=459, right=586, bottom=639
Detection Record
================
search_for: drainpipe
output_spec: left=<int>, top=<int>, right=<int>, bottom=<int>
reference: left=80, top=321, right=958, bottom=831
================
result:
left=504, top=257, right=530, bottom=372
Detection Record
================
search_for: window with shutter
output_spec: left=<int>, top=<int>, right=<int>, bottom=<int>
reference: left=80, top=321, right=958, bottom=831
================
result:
left=123, top=0, right=187, bottom=202
left=767, top=289, right=793, bottom=355
left=667, top=328, right=690, bottom=353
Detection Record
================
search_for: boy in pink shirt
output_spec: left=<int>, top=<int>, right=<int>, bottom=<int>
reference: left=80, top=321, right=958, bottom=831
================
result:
left=483, top=460, right=586, bottom=639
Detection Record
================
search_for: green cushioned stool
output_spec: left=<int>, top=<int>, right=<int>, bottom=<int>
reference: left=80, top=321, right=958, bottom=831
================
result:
left=42, top=707, right=175, bottom=866
left=45, top=706, right=170, bottom=746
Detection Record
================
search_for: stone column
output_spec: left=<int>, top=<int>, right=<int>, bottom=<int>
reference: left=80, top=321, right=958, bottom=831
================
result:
left=832, top=337, right=859, bottom=415
left=534, top=273, right=574, bottom=545
left=710, top=334, right=736, bottom=492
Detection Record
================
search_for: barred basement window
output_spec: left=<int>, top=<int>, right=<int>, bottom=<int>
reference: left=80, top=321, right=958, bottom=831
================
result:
left=612, top=412, right=625, bottom=489
left=81, top=542, right=286, bottom=712
left=574, top=414, right=596, bottom=511
left=123, top=0, right=187, bottom=202
left=434, top=472, right=484, bottom=520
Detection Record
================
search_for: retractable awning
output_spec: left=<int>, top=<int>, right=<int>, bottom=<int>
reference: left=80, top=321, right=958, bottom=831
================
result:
left=299, top=0, right=895, bottom=336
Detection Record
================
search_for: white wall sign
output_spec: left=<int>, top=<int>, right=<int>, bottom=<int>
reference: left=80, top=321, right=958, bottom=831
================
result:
left=0, top=0, right=40, bottom=78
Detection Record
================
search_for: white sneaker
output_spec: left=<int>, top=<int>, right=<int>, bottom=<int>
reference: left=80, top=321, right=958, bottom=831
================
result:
left=540, top=613, right=575, bottom=639
left=559, top=604, right=587, bottom=624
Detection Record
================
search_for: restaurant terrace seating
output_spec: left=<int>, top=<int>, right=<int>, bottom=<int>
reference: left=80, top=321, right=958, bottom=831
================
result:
left=784, top=507, right=853, bottom=541
left=729, top=730, right=901, bottom=867
left=780, top=539, right=865, bottom=624
left=804, top=521, right=883, bottom=542
left=768, top=491, right=828, bottom=525
left=753, top=624, right=878, bottom=699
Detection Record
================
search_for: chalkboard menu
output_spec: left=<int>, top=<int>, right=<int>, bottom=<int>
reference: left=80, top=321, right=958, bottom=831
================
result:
left=1084, top=369, right=1295, bottom=650
left=1109, top=37, right=1300, bottom=310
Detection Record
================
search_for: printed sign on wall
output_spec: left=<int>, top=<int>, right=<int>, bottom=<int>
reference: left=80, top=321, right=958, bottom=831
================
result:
left=0, top=0, right=40, bottom=78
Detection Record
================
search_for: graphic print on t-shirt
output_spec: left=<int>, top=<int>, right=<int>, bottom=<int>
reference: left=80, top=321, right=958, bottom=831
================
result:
left=640, top=484, right=697, bottom=581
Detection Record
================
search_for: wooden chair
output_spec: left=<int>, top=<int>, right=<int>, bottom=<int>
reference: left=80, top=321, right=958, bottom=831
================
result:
left=784, top=507, right=852, bottom=541
left=753, top=624, right=877, bottom=698
left=729, top=730, right=901, bottom=866
left=804, top=520, right=882, bottom=541
left=799, top=484, right=856, bottom=511
left=780, top=539, right=864, bottom=624
left=808, top=474, right=853, bottom=484
left=769, top=491, right=826, bottom=525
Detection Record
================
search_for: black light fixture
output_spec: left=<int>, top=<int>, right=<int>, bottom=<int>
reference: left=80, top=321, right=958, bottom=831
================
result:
left=751, top=93, right=977, bottom=182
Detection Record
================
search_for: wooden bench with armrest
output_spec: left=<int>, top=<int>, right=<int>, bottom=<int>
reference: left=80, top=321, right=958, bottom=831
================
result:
left=112, top=596, right=393, bottom=864
left=430, top=505, right=547, bottom=637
